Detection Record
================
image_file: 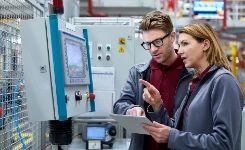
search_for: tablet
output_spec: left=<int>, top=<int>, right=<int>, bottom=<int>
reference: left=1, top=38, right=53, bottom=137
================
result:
left=109, top=114, right=153, bottom=135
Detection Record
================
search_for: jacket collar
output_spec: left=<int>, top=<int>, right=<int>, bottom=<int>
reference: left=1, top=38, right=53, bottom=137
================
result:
left=208, top=65, right=220, bottom=72
left=180, top=65, right=220, bottom=80
left=200, top=65, right=220, bottom=80
left=136, top=60, right=151, bottom=73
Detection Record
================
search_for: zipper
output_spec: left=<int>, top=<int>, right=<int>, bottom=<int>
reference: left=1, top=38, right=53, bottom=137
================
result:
left=174, top=93, right=190, bottom=128
left=173, top=69, right=192, bottom=108
left=178, top=80, right=203, bottom=130
left=173, top=70, right=192, bottom=127
left=178, top=68, right=217, bottom=129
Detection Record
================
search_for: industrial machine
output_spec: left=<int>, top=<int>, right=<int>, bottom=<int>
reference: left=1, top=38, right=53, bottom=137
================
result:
left=20, top=14, right=95, bottom=149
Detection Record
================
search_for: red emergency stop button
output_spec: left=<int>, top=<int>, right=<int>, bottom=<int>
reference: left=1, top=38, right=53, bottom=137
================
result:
left=89, top=93, right=96, bottom=99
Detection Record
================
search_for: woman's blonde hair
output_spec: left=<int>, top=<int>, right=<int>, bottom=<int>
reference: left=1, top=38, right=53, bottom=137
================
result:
left=179, top=22, right=230, bottom=71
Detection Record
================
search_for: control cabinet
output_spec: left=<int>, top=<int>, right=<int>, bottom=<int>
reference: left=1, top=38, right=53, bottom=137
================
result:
left=20, top=15, right=93, bottom=121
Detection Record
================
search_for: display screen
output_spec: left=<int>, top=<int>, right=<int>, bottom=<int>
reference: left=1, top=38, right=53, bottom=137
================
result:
left=193, top=0, right=224, bottom=19
left=87, top=127, right=105, bottom=140
left=66, top=39, right=85, bottom=78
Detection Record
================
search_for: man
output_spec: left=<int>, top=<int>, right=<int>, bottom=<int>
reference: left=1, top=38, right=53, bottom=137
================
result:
left=113, top=10, right=191, bottom=150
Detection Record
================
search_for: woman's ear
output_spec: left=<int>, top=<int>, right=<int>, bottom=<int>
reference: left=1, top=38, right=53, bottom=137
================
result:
left=203, top=39, right=210, bottom=52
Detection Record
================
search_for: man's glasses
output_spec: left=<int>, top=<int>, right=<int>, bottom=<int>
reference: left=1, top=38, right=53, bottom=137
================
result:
left=141, top=32, right=171, bottom=50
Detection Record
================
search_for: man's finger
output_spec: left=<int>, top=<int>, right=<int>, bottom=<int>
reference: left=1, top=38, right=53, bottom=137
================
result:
left=132, top=109, right=137, bottom=116
left=149, top=84, right=158, bottom=94
left=136, top=109, right=142, bottom=116
left=139, top=79, right=151, bottom=88
left=143, top=88, right=152, bottom=100
left=126, top=109, right=132, bottom=115
left=140, top=79, right=159, bottom=95
left=143, top=94, right=152, bottom=104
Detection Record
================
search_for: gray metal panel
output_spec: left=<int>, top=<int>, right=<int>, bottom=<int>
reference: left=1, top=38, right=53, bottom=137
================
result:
left=65, top=86, right=89, bottom=117
left=20, top=18, right=56, bottom=121
left=79, top=25, right=135, bottom=100
left=81, top=91, right=115, bottom=117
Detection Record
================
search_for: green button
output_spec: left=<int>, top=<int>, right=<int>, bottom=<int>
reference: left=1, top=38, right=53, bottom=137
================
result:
left=107, top=46, right=110, bottom=50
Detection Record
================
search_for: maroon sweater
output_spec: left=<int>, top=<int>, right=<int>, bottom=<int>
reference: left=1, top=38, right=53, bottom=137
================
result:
left=144, top=55, right=183, bottom=150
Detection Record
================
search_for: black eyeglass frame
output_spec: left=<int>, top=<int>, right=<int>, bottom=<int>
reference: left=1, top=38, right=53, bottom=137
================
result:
left=141, top=32, right=171, bottom=50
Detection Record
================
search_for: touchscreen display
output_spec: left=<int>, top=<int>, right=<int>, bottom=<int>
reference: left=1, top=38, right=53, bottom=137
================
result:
left=87, top=127, right=105, bottom=140
left=193, top=0, right=224, bottom=19
left=66, top=39, right=84, bottom=78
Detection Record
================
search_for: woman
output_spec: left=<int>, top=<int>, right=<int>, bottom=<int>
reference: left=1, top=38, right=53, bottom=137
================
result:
left=140, top=22, right=244, bottom=150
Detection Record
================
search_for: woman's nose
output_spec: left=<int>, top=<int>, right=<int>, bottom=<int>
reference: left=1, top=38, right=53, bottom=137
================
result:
left=177, top=48, right=183, bottom=55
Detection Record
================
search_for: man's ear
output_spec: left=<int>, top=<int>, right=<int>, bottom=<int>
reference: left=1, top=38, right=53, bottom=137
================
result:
left=169, top=32, right=176, bottom=43
left=203, top=39, right=210, bottom=51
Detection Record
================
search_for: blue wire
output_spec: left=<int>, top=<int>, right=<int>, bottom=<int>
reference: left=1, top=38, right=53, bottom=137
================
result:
left=12, top=78, right=26, bottom=149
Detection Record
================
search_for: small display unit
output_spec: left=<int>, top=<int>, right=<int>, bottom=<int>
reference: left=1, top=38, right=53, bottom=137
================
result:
left=193, top=0, right=224, bottom=20
left=82, top=123, right=116, bottom=148
left=59, top=31, right=90, bottom=85
left=87, top=126, right=106, bottom=140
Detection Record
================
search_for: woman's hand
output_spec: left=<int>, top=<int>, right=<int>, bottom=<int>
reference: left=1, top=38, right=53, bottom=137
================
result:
left=141, top=121, right=171, bottom=143
left=139, top=79, right=162, bottom=111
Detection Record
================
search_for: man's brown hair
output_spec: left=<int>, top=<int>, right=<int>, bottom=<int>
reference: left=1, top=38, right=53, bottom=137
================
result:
left=139, top=10, right=173, bottom=33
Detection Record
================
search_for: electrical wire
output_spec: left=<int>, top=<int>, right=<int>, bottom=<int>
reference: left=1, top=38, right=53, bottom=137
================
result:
left=42, top=143, right=51, bottom=150
left=12, top=78, right=26, bottom=149
left=72, top=133, right=82, bottom=139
